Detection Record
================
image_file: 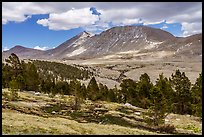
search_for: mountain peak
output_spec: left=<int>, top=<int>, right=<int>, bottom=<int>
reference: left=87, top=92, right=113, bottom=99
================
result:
left=78, top=31, right=91, bottom=37
left=3, top=25, right=201, bottom=61
left=12, top=45, right=25, bottom=49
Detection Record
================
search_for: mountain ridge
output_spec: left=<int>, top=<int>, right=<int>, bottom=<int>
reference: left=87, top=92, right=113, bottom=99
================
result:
left=2, top=26, right=202, bottom=61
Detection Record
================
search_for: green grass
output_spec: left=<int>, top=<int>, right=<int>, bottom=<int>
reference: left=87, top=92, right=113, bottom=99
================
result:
left=2, top=88, right=202, bottom=135
left=2, top=110, right=162, bottom=135
left=177, top=124, right=202, bottom=133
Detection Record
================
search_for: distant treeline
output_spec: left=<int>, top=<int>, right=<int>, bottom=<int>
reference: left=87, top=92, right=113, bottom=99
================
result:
left=32, top=59, right=93, bottom=81
left=2, top=53, right=202, bottom=118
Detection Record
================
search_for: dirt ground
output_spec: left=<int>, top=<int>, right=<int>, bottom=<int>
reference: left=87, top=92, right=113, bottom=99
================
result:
left=63, top=58, right=202, bottom=89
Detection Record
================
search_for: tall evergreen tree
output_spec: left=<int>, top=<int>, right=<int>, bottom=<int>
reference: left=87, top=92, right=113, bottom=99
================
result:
left=145, top=74, right=173, bottom=126
left=5, top=53, right=23, bottom=79
left=4, top=53, right=25, bottom=91
left=24, top=62, right=40, bottom=92
left=120, top=79, right=138, bottom=104
left=2, top=63, right=13, bottom=88
left=87, top=77, right=99, bottom=101
left=170, top=70, right=192, bottom=114
left=69, top=79, right=83, bottom=110
left=191, top=73, right=202, bottom=117
left=80, top=83, right=87, bottom=99
left=137, top=73, right=153, bottom=109
left=54, top=81, right=69, bottom=95
left=98, top=83, right=109, bottom=101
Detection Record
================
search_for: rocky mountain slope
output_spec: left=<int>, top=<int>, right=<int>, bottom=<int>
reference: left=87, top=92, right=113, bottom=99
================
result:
left=2, top=26, right=202, bottom=61
left=2, top=45, right=44, bottom=60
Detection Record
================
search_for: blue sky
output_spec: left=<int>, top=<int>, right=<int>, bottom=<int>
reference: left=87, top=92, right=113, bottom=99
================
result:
left=2, top=14, right=83, bottom=51
left=2, top=2, right=202, bottom=51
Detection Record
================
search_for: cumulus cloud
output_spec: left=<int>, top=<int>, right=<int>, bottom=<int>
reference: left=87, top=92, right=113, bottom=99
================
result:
left=2, top=2, right=202, bottom=36
left=34, top=46, right=48, bottom=50
left=181, top=22, right=202, bottom=37
left=37, top=8, right=99, bottom=30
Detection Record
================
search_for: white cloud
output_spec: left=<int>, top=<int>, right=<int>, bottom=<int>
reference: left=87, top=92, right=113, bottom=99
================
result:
left=83, top=20, right=111, bottom=34
left=34, top=46, right=48, bottom=50
left=2, top=46, right=9, bottom=51
left=36, top=19, right=49, bottom=27
left=2, top=2, right=202, bottom=36
left=37, top=8, right=99, bottom=30
left=122, top=18, right=142, bottom=25
left=2, top=2, right=51, bottom=24
left=161, top=24, right=168, bottom=30
left=143, top=20, right=165, bottom=25
left=181, top=22, right=202, bottom=37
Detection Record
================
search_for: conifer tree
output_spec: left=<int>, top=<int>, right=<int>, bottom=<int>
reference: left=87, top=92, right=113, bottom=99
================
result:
left=191, top=73, right=202, bottom=117
left=107, top=88, right=117, bottom=102
left=137, top=73, right=153, bottom=108
left=69, top=79, right=83, bottom=110
left=145, top=74, right=173, bottom=126
left=98, top=83, right=109, bottom=101
left=5, top=53, right=23, bottom=79
left=87, top=77, right=99, bottom=101
left=2, top=63, right=13, bottom=88
left=170, top=70, right=192, bottom=114
left=9, top=79, right=19, bottom=101
left=120, top=79, right=138, bottom=105
left=24, top=62, right=40, bottom=92
left=4, top=53, right=25, bottom=91
left=80, top=83, right=87, bottom=99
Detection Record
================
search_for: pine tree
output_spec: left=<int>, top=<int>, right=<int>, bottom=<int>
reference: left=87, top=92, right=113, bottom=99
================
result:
left=9, top=79, right=19, bottom=101
left=2, top=63, right=13, bottom=88
left=5, top=53, right=23, bottom=79
left=24, top=62, right=40, bottom=92
left=15, top=74, right=25, bottom=91
left=4, top=53, right=25, bottom=91
left=170, top=70, right=192, bottom=114
left=120, top=79, right=138, bottom=105
left=191, top=73, right=202, bottom=117
left=107, top=89, right=117, bottom=102
left=41, top=75, right=54, bottom=94
left=137, top=73, right=153, bottom=109
left=71, top=79, right=83, bottom=110
left=87, top=77, right=99, bottom=101
left=145, top=74, right=173, bottom=126
left=155, top=73, right=175, bottom=111
left=80, top=83, right=87, bottom=99
left=54, top=81, right=70, bottom=95
left=98, top=83, right=109, bottom=101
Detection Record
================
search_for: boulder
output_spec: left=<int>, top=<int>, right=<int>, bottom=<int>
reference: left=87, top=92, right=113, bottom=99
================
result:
left=34, top=92, right=40, bottom=96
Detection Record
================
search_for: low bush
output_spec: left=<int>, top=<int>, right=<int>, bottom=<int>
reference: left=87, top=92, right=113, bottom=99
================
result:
left=157, top=124, right=176, bottom=133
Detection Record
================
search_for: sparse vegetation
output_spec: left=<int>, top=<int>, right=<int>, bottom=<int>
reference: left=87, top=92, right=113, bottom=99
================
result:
left=2, top=53, right=202, bottom=135
left=2, top=89, right=201, bottom=135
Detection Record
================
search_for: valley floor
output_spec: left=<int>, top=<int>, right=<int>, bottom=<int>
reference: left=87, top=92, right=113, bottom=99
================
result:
left=63, top=59, right=202, bottom=89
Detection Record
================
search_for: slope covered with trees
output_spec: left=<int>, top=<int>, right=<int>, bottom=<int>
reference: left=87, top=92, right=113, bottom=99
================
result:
left=2, top=53, right=202, bottom=128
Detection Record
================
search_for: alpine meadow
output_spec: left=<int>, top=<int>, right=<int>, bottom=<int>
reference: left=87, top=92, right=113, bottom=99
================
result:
left=2, top=2, right=202, bottom=135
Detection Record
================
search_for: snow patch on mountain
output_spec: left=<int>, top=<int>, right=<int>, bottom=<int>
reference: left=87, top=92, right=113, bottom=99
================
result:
left=185, top=43, right=192, bottom=47
left=175, top=43, right=192, bottom=53
left=67, top=47, right=87, bottom=57
left=145, top=41, right=163, bottom=49
left=72, top=32, right=91, bottom=48
left=118, top=50, right=140, bottom=54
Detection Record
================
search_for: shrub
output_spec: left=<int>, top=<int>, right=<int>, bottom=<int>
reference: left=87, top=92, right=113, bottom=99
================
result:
left=157, top=124, right=176, bottom=133
left=10, top=89, right=19, bottom=101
